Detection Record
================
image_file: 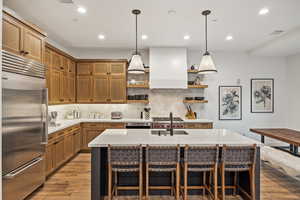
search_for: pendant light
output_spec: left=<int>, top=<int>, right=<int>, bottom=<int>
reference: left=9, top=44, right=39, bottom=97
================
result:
left=198, top=10, right=217, bottom=74
left=128, top=9, right=145, bottom=74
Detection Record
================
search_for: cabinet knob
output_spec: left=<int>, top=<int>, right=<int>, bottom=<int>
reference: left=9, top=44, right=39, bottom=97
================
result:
left=24, top=51, right=29, bottom=55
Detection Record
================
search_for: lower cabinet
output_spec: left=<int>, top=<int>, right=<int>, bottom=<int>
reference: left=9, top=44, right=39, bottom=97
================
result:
left=45, top=124, right=81, bottom=177
left=184, top=123, right=213, bottom=129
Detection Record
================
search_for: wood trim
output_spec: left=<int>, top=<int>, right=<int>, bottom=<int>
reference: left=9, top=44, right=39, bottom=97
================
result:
left=77, top=59, right=128, bottom=63
left=3, top=9, right=47, bottom=37
left=45, top=42, right=76, bottom=61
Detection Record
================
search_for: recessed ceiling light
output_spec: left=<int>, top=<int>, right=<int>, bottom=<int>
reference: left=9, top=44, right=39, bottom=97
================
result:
left=77, top=6, right=87, bottom=14
left=226, top=35, right=233, bottom=41
left=168, top=10, right=177, bottom=15
left=259, top=8, right=269, bottom=15
left=98, top=34, right=105, bottom=40
left=184, top=35, right=190, bottom=40
left=141, top=35, right=148, bottom=40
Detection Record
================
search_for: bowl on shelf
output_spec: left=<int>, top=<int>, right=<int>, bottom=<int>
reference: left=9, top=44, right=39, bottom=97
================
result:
left=185, top=97, right=194, bottom=101
left=194, top=97, right=205, bottom=101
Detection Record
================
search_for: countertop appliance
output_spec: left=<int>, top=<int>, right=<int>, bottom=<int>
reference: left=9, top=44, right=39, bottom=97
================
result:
left=152, top=116, right=184, bottom=129
left=111, top=111, right=122, bottom=119
left=2, top=50, right=48, bottom=200
left=126, top=122, right=151, bottom=129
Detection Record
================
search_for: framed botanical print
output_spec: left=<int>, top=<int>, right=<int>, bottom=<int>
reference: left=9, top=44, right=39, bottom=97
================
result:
left=219, top=86, right=242, bottom=120
left=251, top=79, right=274, bottom=113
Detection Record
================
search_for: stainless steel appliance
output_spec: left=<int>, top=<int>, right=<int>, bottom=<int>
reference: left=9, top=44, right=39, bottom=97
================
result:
left=2, top=50, right=48, bottom=200
left=126, top=122, right=151, bottom=129
left=151, top=116, right=184, bottom=129
left=111, top=111, right=123, bottom=119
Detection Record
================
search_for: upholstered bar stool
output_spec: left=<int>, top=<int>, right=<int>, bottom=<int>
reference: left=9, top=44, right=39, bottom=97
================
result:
left=107, top=145, right=143, bottom=200
left=220, top=144, right=257, bottom=200
left=183, top=145, right=219, bottom=200
left=145, top=145, right=181, bottom=200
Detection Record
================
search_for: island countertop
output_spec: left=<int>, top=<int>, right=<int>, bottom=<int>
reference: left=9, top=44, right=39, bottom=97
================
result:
left=88, top=128, right=260, bottom=147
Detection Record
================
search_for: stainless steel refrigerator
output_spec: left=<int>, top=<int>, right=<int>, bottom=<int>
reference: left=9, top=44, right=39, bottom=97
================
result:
left=2, top=50, right=48, bottom=200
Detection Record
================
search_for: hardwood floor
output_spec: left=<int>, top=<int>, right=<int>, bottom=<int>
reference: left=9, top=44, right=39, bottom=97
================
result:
left=26, top=153, right=300, bottom=200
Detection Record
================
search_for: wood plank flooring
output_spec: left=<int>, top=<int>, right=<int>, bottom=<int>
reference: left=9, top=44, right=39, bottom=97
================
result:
left=26, top=153, right=300, bottom=200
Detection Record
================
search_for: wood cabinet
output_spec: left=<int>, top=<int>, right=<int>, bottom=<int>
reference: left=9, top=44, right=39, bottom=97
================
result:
left=46, top=45, right=76, bottom=104
left=45, top=124, right=81, bottom=176
left=81, top=122, right=125, bottom=150
left=3, top=11, right=45, bottom=63
left=184, top=123, right=213, bottom=129
left=76, top=61, right=127, bottom=104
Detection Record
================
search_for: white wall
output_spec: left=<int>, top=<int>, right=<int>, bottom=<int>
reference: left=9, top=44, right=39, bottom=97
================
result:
left=1, top=0, right=3, bottom=197
left=287, top=54, right=300, bottom=131
left=49, top=50, right=289, bottom=141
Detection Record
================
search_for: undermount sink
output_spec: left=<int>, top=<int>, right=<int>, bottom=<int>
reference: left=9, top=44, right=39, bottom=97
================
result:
left=151, top=130, right=188, bottom=136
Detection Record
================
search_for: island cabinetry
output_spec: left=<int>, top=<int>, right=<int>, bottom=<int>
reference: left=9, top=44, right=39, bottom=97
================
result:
left=81, top=122, right=125, bottom=151
left=184, top=123, right=213, bottom=129
left=45, top=124, right=81, bottom=177
left=76, top=61, right=127, bottom=103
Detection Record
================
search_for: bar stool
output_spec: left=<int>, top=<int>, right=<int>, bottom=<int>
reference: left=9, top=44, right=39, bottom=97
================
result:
left=183, top=145, right=219, bottom=200
left=145, top=145, right=180, bottom=200
left=107, top=145, right=143, bottom=200
left=220, top=144, right=257, bottom=200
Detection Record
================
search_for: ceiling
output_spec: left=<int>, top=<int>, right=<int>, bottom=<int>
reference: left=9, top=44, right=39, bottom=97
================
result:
left=4, top=0, right=300, bottom=56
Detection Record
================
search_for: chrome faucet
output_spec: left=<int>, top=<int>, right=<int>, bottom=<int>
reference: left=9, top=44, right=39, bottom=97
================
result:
left=168, top=112, right=174, bottom=136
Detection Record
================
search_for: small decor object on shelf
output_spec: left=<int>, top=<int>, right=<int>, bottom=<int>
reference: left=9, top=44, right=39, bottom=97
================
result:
left=190, top=65, right=195, bottom=70
left=219, top=86, right=242, bottom=120
left=251, top=78, right=274, bottom=113
left=193, top=76, right=202, bottom=85
left=185, top=105, right=196, bottom=119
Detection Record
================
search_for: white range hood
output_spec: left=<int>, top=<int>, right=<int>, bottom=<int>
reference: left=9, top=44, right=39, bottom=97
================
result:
left=149, top=48, right=188, bottom=89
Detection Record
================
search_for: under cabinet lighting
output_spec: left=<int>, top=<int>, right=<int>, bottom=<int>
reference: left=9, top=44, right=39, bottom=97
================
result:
left=77, top=6, right=87, bottom=14
left=259, top=8, right=269, bottom=15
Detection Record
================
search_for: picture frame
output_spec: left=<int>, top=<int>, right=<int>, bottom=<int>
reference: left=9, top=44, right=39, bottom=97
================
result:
left=251, top=79, right=274, bottom=113
left=219, top=86, right=242, bottom=120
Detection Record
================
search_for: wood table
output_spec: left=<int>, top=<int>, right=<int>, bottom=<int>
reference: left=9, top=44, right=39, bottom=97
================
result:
left=250, top=128, right=300, bottom=156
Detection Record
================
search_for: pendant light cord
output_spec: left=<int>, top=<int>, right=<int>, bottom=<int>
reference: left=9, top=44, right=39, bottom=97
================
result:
left=135, top=14, right=138, bottom=55
left=205, top=14, right=208, bottom=53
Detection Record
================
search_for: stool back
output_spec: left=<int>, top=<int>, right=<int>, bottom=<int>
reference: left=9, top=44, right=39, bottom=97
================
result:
left=146, top=145, right=180, bottom=166
left=222, top=144, right=257, bottom=166
left=184, top=145, right=219, bottom=165
left=108, top=145, right=142, bottom=166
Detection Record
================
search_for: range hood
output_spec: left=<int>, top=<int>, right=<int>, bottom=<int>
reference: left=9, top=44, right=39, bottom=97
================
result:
left=149, top=48, right=188, bottom=89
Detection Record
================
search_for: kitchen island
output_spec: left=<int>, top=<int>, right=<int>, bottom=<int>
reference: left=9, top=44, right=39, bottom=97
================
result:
left=89, top=129, right=261, bottom=200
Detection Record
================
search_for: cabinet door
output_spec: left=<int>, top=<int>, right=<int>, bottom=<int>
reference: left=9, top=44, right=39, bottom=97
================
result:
left=59, top=72, right=68, bottom=103
left=77, top=63, right=93, bottom=75
left=45, top=48, right=51, bottom=90
left=68, top=74, right=76, bottom=102
left=49, top=70, right=61, bottom=104
left=45, top=143, right=55, bottom=175
left=82, top=129, right=104, bottom=150
left=64, top=133, right=73, bottom=160
left=3, top=15, right=23, bottom=55
left=110, top=75, right=126, bottom=103
left=93, top=75, right=109, bottom=103
left=61, top=56, right=69, bottom=72
left=51, top=51, right=62, bottom=71
left=68, top=60, right=76, bottom=74
left=55, top=137, right=65, bottom=167
left=77, top=76, right=93, bottom=103
left=23, top=28, right=44, bottom=63
left=93, top=63, right=109, bottom=75
left=73, top=130, right=81, bottom=154
left=110, top=62, right=126, bottom=75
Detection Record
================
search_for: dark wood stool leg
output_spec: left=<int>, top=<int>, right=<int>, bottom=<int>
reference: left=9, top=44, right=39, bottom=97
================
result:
left=203, top=172, right=206, bottom=197
left=233, top=172, right=237, bottom=196
left=214, top=167, right=218, bottom=200
left=176, top=163, right=180, bottom=200
left=146, top=163, right=149, bottom=200
left=139, top=163, right=143, bottom=200
left=250, top=167, right=256, bottom=200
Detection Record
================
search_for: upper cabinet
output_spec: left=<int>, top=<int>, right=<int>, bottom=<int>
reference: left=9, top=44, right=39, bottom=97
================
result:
left=2, top=11, right=46, bottom=63
left=76, top=61, right=127, bottom=104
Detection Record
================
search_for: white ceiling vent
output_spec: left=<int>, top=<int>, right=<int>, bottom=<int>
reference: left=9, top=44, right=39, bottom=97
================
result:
left=59, top=0, right=74, bottom=4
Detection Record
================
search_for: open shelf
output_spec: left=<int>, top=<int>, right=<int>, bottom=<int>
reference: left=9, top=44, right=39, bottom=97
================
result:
left=127, top=100, right=149, bottom=104
left=183, top=100, right=208, bottom=104
left=187, top=69, right=199, bottom=73
left=127, top=84, right=149, bottom=88
left=188, top=85, right=208, bottom=89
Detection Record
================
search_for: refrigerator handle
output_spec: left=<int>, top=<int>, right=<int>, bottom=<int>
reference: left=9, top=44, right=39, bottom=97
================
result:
left=41, top=88, right=48, bottom=145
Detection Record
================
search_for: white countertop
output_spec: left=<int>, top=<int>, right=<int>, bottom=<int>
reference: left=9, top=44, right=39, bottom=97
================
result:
left=88, top=129, right=261, bottom=147
left=48, top=118, right=213, bottom=134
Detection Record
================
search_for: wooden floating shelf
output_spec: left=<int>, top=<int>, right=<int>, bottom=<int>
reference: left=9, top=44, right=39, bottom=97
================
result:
left=188, top=85, right=208, bottom=88
left=145, top=69, right=150, bottom=73
left=187, top=70, right=199, bottom=73
left=127, top=84, right=149, bottom=88
left=183, top=100, right=208, bottom=104
left=127, top=100, right=149, bottom=104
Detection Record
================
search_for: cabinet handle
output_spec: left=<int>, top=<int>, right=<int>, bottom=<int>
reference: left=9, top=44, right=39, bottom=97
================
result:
left=20, top=50, right=25, bottom=54
left=60, top=67, right=64, bottom=70
left=107, top=99, right=111, bottom=102
left=24, top=51, right=29, bottom=55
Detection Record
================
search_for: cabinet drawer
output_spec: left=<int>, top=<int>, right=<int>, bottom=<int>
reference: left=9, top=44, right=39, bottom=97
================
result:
left=184, top=123, right=213, bottom=129
left=104, top=123, right=125, bottom=129
left=82, top=123, right=104, bottom=128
